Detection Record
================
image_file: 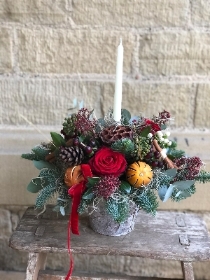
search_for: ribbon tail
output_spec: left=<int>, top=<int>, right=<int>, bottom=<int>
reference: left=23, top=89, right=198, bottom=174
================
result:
left=70, top=191, right=81, bottom=235
left=68, top=182, right=85, bottom=235
left=65, top=218, right=74, bottom=280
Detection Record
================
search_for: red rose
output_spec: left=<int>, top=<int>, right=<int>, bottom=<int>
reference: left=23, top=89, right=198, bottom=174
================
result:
left=89, top=147, right=127, bottom=177
left=145, top=119, right=161, bottom=132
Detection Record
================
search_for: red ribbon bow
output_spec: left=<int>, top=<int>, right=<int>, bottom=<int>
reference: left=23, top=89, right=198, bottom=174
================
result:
left=65, top=164, right=92, bottom=280
left=68, top=164, right=93, bottom=234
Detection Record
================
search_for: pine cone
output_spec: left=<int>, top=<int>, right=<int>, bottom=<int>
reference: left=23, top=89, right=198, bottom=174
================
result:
left=59, top=146, right=84, bottom=166
left=100, top=125, right=133, bottom=145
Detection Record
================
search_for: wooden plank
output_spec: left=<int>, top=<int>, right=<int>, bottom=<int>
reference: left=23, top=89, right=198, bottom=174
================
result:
left=26, top=252, right=47, bottom=280
left=181, top=262, right=194, bottom=280
left=38, top=270, right=182, bottom=280
left=9, top=206, right=210, bottom=262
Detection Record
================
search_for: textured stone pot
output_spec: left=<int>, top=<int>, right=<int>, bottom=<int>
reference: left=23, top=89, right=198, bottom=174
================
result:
left=88, top=200, right=139, bottom=236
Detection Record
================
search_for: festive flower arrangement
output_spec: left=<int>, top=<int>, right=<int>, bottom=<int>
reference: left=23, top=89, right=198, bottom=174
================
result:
left=22, top=108, right=210, bottom=234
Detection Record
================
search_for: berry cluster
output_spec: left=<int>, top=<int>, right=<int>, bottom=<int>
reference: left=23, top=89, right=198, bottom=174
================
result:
left=144, top=149, right=164, bottom=169
left=152, top=110, right=171, bottom=126
left=94, top=175, right=120, bottom=198
left=174, top=156, right=203, bottom=180
left=73, top=137, right=96, bottom=156
left=75, top=108, right=97, bottom=136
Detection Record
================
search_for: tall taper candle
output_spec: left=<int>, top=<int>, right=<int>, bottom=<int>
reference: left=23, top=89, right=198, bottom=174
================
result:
left=113, top=38, right=123, bottom=122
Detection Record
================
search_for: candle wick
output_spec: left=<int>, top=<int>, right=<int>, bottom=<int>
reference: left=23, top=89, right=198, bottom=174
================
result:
left=120, top=38, right=122, bottom=45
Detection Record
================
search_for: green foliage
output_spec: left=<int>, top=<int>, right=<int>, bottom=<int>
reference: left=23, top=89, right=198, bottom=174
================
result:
left=32, top=145, right=51, bottom=159
left=35, top=184, right=57, bottom=208
left=33, top=160, right=55, bottom=170
left=22, top=153, right=40, bottom=161
left=169, top=140, right=177, bottom=149
left=121, top=109, right=131, bottom=125
left=133, top=189, right=158, bottom=215
left=21, top=144, right=51, bottom=161
left=148, top=170, right=172, bottom=190
left=119, top=181, right=132, bottom=194
left=50, top=132, right=65, bottom=148
left=62, top=114, right=77, bottom=137
left=134, top=136, right=151, bottom=160
left=56, top=186, right=69, bottom=207
left=86, top=177, right=100, bottom=188
left=171, top=184, right=196, bottom=202
left=82, top=187, right=95, bottom=200
left=106, top=195, right=129, bottom=223
left=139, top=126, right=151, bottom=137
left=35, top=168, right=61, bottom=208
left=167, top=149, right=185, bottom=160
left=78, top=199, right=89, bottom=214
left=21, top=145, right=50, bottom=161
left=195, top=170, right=210, bottom=183
left=27, top=178, right=47, bottom=193
left=158, top=180, right=194, bottom=202
left=111, top=139, right=135, bottom=160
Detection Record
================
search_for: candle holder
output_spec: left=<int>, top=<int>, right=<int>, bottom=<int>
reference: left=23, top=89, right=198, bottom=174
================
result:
left=22, top=107, right=210, bottom=237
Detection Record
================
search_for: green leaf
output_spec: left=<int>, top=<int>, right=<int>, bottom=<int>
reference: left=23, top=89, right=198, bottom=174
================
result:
left=121, top=109, right=131, bottom=124
left=33, top=160, right=55, bottom=170
left=119, top=181, right=131, bottom=194
left=60, top=206, right=65, bottom=216
left=106, top=196, right=129, bottom=223
left=173, top=180, right=195, bottom=191
left=82, top=188, right=95, bottom=200
left=32, top=145, right=51, bottom=160
left=139, top=126, right=151, bottom=137
left=21, top=153, right=40, bottom=161
left=50, top=132, right=65, bottom=147
left=86, top=177, right=100, bottom=188
left=161, top=124, right=167, bottom=130
left=164, top=169, right=177, bottom=178
left=162, top=185, right=175, bottom=202
left=27, top=178, right=43, bottom=193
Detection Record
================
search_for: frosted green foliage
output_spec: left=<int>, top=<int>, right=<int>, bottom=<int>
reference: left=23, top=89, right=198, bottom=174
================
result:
left=22, top=145, right=51, bottom=161
left=106, top=196, right=129, bottom=223
left=111, top=139, right=135, bottom=160
left=56, top=186, right=70, bottom=208
left=35, top=168, right=61, bottom=208
left=78, top=199, right=89, bottom=214
left=167, top=149, right=185, bottom=160
left=39, top=168, right=60, bottom=184
left=171, top=184, right=196, bottom=202
left=195, top=170, right=210, bottom=183
left=148, top=170, right=172, bottom=190
left=134, top=189, right=158, bottom=215
left=35, top=184, right=57, bottom=208
left=21, top=153, right=40, bottom=161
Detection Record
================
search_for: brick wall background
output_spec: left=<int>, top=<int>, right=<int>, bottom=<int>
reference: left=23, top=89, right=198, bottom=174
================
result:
left=0, top=0, right=210, bottom=127
left=1, top=1, right=210, bottom=278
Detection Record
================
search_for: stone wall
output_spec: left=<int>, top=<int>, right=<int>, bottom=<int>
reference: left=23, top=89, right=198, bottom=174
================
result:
left=0, top=0, right=210, bottom=127
left=1, top=1, right=210, bottom=279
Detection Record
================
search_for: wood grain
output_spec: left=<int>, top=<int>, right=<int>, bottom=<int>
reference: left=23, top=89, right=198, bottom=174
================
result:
left=38, top=270, right=182, bottom=280
left=9, top=206, right=210, bottom=262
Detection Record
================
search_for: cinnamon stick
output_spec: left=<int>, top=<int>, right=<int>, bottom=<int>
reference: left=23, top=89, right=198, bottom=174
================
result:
left=153, top=139, right=177, bottom=169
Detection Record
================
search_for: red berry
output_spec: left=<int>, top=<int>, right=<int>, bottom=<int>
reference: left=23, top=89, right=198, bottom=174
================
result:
left=85, top=146, right=93, bottom=154
left=73, top=138, right=80, bottom=146
left=151, top=161, right=158, bottom=168
left=154, top=151, right=160, bottom=158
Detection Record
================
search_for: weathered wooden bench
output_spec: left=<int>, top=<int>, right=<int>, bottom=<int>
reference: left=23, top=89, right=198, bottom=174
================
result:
left=9, top=206, right=210, bottom=280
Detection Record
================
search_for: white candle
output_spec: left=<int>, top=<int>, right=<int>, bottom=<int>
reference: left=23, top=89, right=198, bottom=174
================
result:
left=113, top=38, right=123, bottom=122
